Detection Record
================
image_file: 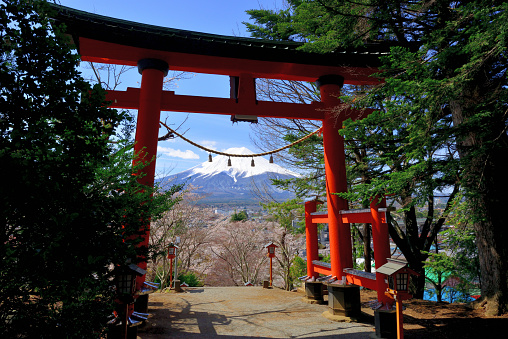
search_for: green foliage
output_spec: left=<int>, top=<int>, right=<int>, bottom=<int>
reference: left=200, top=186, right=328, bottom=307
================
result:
left=423, top=223, right=481, bottom=302
left=423, top=194, right=481, bottom=302
left=289, top=256, right=307, bottom=286
left=423, top=251, right=455, bottom=302
left=272, top=132, right=326, bottom=198
left=230, top=210, right=248, bottom=222
left=441, top=195, right=481, bottom=293
left=0, top=1, right=181, bottom=336
left=178, top=272, right=203, bottom=287
left=244, top=6, right=297, bottom=41
left=441, top=226, right=480, bottom=292
left=152, top=266, right=205, bottom=288
left=261, top=198, right=303, bottom=234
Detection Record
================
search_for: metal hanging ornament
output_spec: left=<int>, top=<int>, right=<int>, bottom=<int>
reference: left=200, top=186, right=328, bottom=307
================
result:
left=227, top=157, right=232, bottom=167
left=251, top=158, right=255, bottom=167
left=269, top=154, right=273, bottom=163
left=208, top=153, right=213, bottom=162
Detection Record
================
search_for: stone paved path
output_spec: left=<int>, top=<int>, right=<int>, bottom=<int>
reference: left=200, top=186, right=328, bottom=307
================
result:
left=138, top=287, right=375, bottom=338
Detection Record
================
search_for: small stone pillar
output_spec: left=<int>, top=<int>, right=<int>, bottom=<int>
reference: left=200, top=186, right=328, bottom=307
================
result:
left=174, top=280, right=183, bottom=293
left=304, top=281, right=324, bottom=304
left=327, top=284, right=361, bottom=317
left=374, top=309, right=397, bottom=339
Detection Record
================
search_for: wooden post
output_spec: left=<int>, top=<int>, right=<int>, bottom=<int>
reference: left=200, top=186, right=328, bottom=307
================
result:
left=318, top=75, right=353, bottom=281
left=122, top=303, right=128, bottom=339
left=371, top=196, right=392, bottom=304
left=396, top=295, right=404, bottom=339
left=169, top=258, right=174, bottom=289
left=269, top=256, right=273, bottom=286
left=304, top=200, right=320, bottom=279
left=133, top=59, right=168, bottom=289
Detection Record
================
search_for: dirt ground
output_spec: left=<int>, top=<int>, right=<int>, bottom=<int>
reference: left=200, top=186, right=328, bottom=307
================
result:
left=136, top=287, right=508, bottom=338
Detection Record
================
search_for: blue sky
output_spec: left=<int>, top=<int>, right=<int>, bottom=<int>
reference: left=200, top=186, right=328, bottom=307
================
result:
left=59, top=0, right=286, bottom=176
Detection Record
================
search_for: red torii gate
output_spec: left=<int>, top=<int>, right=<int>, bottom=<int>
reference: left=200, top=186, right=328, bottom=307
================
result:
left=53, top=3, right=394, bottom=315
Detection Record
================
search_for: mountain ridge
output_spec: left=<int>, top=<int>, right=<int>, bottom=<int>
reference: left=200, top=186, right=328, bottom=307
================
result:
left=158, top=147, right=299, bottom=205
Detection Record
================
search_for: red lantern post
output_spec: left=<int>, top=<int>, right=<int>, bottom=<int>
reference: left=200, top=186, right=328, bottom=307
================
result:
left=167, top=243, right=178, bottom=288
left=377, top=259, right=420, bottom=339
left=264, top=242, right=278, bottom=287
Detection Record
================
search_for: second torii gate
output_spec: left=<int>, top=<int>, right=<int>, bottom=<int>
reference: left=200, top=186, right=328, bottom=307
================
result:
left=52, top=3, right=394, bottom=320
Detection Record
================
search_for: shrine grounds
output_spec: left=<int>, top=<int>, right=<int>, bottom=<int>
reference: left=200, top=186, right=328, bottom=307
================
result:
left=137, top=286, right=508, bottom=338
left=138, top=286, right=374, bottom=338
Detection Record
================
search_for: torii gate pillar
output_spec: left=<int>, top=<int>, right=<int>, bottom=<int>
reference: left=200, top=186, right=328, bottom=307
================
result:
left=318, top=75, right=353, bottom=281
left=134, top=58, right=169, bottom=288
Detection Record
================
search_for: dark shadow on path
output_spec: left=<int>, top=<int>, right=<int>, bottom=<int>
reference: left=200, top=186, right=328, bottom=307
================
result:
left=403, top=314, right=508, bottom=338
left=139, top=300, right=374, bottom=338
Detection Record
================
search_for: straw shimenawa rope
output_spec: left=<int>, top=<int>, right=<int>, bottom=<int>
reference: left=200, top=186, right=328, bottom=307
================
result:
left=159, top=121, right=322, bottom=158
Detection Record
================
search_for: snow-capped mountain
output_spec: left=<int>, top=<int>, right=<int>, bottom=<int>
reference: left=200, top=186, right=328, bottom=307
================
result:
left=158, top=147, right=300, bottom=205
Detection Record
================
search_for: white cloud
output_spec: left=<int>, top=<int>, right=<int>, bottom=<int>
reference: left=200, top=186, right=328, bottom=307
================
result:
left=201, top=140, right=218, bottom=150
left=157, top=146, right=200, bottom=160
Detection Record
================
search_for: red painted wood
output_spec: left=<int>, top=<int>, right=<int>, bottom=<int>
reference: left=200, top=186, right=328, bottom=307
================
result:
left=169, top=259, right=174, bottom=288
left=79, top=37, right=382, bottom=85
left=270, top=256, right=273, bottom=286
left=341, top=212, right=372, bottom=224
left=371, top=197, right=392, bottom=304
left=340, top=212, right=387, bottom=224
left=345, top=273, right=378, bottom=291
left=310, top=214, right=329, bottom=224
left=305, top=200, right=321, bottom=279
left=321, top=83, right=353, bottom=280
left=314, top=266, right=332, bottom=276
left=105, top=88, right=332, bottom=120
left=133, top=67, right=165, bottom=288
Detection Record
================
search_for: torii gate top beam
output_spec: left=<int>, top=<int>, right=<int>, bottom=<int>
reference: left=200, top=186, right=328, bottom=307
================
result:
left=51, top=5, right=392, bottom=85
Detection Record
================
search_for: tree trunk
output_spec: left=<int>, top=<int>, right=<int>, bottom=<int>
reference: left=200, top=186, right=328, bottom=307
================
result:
left=451, top=100, right=508, bottom=315
left=469, top=157, right=508, bottom=315
left=436, top=271, right=443, bottom=303
left=363, top=223, right=371, bottom=273
left=411, top=263, right=426, bottom=300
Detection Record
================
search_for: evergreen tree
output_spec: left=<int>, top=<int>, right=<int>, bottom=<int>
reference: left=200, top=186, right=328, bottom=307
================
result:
left=246, top=0, right=508, bottom=314
left=0, top=1, right=180, bottom=336
left=230, top=210, right=248, bottom=222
